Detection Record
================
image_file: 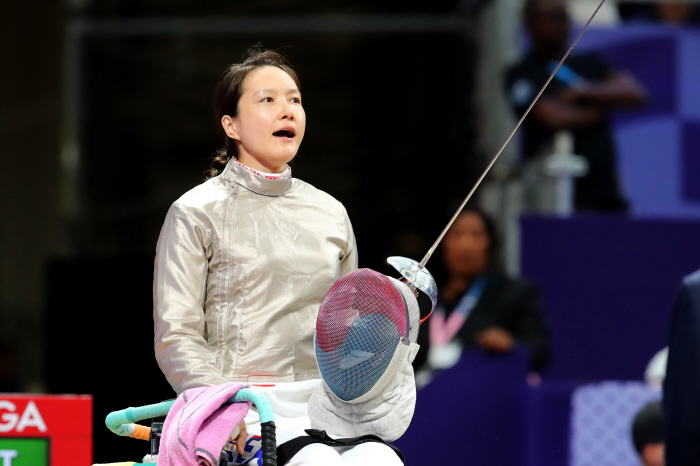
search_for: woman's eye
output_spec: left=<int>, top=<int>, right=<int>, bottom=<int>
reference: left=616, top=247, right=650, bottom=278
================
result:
left=291, top=97, right=301, bottom=104
left=261, top=97, right=273, bottom=103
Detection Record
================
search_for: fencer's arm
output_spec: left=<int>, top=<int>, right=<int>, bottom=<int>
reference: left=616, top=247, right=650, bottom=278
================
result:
left=154, top=202, right=228, bottom=394
left=339, top=207, right=359, bottom=276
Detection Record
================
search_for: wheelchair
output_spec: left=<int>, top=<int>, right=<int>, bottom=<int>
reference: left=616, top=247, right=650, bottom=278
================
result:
left=96, top=388, right=276, bottom=466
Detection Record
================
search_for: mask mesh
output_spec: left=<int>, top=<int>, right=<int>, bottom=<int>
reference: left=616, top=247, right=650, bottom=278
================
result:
left=316, top=269, right=407, bottom=401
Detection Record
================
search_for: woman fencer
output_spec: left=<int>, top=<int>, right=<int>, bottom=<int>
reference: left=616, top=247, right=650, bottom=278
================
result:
left=153, top=48, right=403, bottom=466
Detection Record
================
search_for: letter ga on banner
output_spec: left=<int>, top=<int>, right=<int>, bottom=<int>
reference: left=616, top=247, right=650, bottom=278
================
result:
left=0, top=394, right=92, bottom=465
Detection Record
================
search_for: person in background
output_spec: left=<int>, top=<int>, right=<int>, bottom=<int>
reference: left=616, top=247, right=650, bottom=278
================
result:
left=663, top=268, right=700, bottom=466
left=632, top=400, right=665, bottom=466
left=656, top=3, right=699, bottom=24
left=506, top=0, right=647, bottom=212
left=413, top=207, right=550, bottom=381
left=619, top=2, right=699, bottom=25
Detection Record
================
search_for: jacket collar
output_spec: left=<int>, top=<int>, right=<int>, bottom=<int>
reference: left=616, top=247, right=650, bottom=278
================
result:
left=222, top=157, right=293, bottom=197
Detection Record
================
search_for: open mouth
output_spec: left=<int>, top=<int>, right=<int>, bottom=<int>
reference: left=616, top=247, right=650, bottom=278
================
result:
left=273, top=129, right=295, bottom=138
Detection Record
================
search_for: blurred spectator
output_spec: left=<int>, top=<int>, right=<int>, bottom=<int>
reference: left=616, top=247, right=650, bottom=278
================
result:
left=413, top=207, right=550, bottom=379
left=506, top=0, right=647, bottom=212
left=657, top=3, right=699, bottom=24
left=619, top=2, right=700, bottom=25
left=0, top=343, right=20, bottom=393
left=663, top=268, right=700, bottom=466
left=632, top=400, right=665, bottom=466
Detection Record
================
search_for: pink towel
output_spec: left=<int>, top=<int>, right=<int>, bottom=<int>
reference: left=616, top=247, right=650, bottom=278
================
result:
left=157, top=382, right=252, bottom=466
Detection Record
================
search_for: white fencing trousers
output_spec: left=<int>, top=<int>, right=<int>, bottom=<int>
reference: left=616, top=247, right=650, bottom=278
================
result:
left=286, top=442, right=404, bottom=466
left=240, top=380, right=404, bottom=465
left=243, top=380, right=322, bottom=445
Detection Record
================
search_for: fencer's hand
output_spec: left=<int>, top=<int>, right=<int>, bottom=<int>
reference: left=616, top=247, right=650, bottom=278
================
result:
left=227, top=420, right=247, bottom=456
left=476, top=327, right=514, bottom=353
left=235, top=420, right=247, bottom=456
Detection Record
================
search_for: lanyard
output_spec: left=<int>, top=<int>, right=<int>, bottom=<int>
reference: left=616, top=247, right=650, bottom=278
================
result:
left=548, top=61, right=585, bottom=87
left=429, top=277, right=487, bottom=347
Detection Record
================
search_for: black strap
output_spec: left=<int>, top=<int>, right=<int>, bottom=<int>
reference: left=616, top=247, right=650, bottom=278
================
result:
left=276, top=429, right=404, bottom=465
left=276, top=435, right=319, bottom=464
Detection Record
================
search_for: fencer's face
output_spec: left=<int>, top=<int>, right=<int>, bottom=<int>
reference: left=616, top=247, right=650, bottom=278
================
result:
left=222, top=65, right=305, bottom=173
left=442, top=212, right=490, bottom=278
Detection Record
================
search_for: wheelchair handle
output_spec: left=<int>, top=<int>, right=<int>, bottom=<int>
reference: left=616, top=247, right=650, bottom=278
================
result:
left=104, top=387, right=277, bottom=465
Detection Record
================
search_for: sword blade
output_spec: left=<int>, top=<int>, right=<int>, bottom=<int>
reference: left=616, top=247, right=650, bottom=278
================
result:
left=419, top=0, right=608, bottom=268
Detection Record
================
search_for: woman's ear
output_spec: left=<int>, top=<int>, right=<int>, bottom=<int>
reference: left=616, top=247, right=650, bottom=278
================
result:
left=221, top=115, right=239, bottom=141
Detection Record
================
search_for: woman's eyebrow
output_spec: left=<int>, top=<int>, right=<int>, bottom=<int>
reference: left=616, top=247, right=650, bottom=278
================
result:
left=254, top=88, right=300, bottom=95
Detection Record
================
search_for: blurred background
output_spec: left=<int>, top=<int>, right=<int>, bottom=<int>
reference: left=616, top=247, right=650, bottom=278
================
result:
left=2, top=0, right=700, bottom=464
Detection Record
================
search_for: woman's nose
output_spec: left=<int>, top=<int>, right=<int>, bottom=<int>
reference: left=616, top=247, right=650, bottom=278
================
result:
left=280, top=101, right=294, bottom=120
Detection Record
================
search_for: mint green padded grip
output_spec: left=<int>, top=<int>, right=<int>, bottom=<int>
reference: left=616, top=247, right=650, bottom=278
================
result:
left=229, top=388, right=275, bottom=423
left=105, top=400, right=175, bottom=434
left=105, top=387, right=274, bottom=434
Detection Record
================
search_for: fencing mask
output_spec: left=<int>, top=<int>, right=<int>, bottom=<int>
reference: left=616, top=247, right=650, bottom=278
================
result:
left=308, top=258, right=436, bottom=442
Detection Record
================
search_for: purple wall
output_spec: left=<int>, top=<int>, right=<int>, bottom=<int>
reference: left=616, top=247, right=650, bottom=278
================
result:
left=521, top=215, right=700, bottom=382
left=395, top=349, right=573, bottom=466
left=575, top=26, right=700, bottom=218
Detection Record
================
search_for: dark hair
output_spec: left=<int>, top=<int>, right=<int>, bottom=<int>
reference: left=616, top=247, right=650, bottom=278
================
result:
left=455, top=205, right=500, bottom=261
left=524, top=0, right=565, bottom=20
left=431, top=205, right=501, bottom=286
left=208, top=47, right=300, bottom=178
left=631, top=400, right=664, bottom=454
